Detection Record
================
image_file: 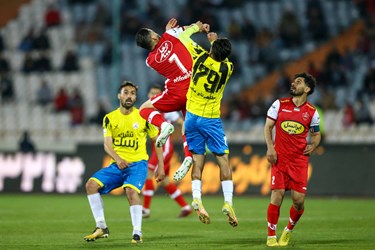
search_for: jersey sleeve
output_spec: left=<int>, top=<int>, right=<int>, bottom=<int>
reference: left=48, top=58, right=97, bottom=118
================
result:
left=102, top=115, right=112, bottom=137
left=178, top=24, right=203, bottom=56
left=267, top=100, right=280, bottom=120
left=310, top=110, right=320, bottom=132
left=165, top=27, right=184, bottom=38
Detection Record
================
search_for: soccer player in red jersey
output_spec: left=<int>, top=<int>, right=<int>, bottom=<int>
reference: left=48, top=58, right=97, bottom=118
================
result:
left=142, top=85, right=192, bottom=218
left=264, top=72, right=321, bottom=247
left=135, top=18, right=209, bottom=175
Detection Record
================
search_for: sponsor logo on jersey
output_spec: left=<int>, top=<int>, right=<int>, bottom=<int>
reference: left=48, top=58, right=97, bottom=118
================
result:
left=155, top=41, right=173, bottom=63
left=173, top=71, right=192, bottom=83
left=281, top=120, right=305, bottom=134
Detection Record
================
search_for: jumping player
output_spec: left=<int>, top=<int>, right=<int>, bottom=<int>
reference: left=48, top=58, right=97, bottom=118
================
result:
left=142, top=85, right=192, bottom=218
left=135, top=18, right=209, bottom=175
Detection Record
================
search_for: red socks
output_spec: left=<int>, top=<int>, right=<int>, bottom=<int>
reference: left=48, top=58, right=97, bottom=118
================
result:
left=267, top=203, right=304, bottom=236
left=140, top=108, right=165, bottom=128
left=164, top=183, right=188, bottom=207
left=267, top=203, right=280, bottom=236
left=142, top=179, right=154, bottom=209
left=287, top=205, right=304, bottom=230
left=182, top=135, right=192, bottom=158
left=143, top=181, right=188, bottom=210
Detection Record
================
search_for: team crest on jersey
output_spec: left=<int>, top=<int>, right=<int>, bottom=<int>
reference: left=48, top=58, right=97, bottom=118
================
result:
left=132, top=122, right=139, bottom=129
left=302, top=112, right=310, bottom=121
left=155, top=41, right=173, bottom=63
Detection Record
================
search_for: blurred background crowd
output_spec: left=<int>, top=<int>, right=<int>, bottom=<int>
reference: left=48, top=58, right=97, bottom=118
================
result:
left=0, top=0, right=375, bottom=151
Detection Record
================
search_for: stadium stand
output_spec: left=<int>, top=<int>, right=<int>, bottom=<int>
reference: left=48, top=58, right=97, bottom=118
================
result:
left=0, top=0, right=374, bottom=151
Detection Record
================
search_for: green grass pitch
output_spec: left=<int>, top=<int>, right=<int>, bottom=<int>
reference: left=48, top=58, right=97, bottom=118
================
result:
left=1, top=194, right=374, bottom=249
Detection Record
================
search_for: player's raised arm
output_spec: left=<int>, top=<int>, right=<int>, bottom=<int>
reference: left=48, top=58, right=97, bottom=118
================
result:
left=207, top=32, right=218, bottom=43
left=190, top=21, right=210, bottom=33
left=165, top=18, right=178, bottom=31
left=178, top=21, right=210, bottom=55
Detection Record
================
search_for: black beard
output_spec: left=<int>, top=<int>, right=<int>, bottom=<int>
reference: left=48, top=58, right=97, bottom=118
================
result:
left=122, top=104, right=133, bottom=109
left=121, top=100, right=134, bottom=109
left=290, top=89, right=303, bottom=96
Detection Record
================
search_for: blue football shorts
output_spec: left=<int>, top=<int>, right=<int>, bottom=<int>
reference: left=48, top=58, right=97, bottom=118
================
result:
left=90, top=160, right=148, bottom=194
left=184, top=111, right=229, bottom=155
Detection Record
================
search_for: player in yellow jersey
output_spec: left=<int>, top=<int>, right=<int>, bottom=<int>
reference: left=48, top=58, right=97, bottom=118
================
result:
left=83, top=81, right=165, bottom=244
left=175, top=23, right=238, bottom=227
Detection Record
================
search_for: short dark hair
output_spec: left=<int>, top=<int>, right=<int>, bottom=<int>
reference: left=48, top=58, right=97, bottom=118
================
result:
left=294, top=72, right=316, bottom=95
left=118, top=81, right=138, bottom=93
left=135, top=28, right=153, bottom=50
left=211, top=38, right=231, bottom=62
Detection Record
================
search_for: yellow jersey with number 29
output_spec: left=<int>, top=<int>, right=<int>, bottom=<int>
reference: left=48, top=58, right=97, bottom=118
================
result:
left=179, top=25, right=233, bottom=118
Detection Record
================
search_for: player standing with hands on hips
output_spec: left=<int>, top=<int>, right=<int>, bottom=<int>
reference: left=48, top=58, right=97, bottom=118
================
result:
left=264, top=72, right=321, bottom=247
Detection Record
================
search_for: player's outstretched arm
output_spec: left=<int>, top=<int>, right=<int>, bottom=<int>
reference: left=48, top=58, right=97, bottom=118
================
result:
left=181, top=21, right=210, bottom=32
left=166, top=18, right=178, bottom=31
left=207, top=32, right=218, bottom=43
left=202, top=23, right=210, bottom=33
left=192, top=21, right=210, bottom=33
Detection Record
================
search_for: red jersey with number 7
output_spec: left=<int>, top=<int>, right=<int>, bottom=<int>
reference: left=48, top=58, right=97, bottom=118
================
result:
left=145, top=27, right=193, bottom=94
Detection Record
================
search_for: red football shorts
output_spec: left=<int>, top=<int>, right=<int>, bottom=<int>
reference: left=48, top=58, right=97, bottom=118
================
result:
left=150, top=88, right=187, bottom=117
left=148, top=141, right=173, bottom=175
left=270, top=159, right=308, bottom=193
